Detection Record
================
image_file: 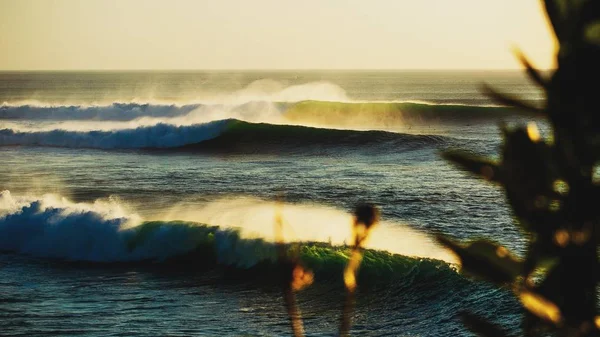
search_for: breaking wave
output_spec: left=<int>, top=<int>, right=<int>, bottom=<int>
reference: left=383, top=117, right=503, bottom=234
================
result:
left=0, top=120, right=229, bottom=149
left=0, top=95, right=520, bottom=152
left=0, top=190, right=457, bottom=285
left=0, top=119, right=447, bottom=151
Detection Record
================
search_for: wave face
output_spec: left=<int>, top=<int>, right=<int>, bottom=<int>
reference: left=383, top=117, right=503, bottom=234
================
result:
left=0, top=120, right=230, bottom=149
left=0, top=119, right=447, bottom=151
left=186, top=120, right=447, bottom=153
left=0, top=191, right=457, bottom=284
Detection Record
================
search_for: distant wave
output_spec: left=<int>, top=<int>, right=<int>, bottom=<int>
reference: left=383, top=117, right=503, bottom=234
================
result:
left=0, top=119, right=447, bottom=151
left=0, top=100, right=524, bottom=122
left=0, top=99, right=514, bottom=152
left=0, top=102, right=200, bottom=120
left=0, top=190, right=458, bottom=285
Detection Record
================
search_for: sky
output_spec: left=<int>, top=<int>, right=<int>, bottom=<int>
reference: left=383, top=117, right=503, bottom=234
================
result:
left=0, top=0, right=556, bottom=70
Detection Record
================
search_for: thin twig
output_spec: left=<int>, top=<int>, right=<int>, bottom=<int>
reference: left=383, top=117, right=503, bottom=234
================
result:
left=339, top=204, right=379, bottom=337
left=275, top=196, right=308, bottom=337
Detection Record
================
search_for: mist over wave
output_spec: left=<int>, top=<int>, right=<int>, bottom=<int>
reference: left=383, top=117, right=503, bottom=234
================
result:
left=0, top=80, right=350, bottom=109
left=0, top=78, right=516, bottom=129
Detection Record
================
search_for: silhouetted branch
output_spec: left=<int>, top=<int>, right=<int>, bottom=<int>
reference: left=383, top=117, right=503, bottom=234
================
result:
left=514, top=49, right=548, bottom=89
left=339, top=204, right=379, bottom=337
left=481, top=84, right=544, bottom=115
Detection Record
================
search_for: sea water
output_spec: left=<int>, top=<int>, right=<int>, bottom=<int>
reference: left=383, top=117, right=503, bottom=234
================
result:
left=0, top=71, right=543, bottom=336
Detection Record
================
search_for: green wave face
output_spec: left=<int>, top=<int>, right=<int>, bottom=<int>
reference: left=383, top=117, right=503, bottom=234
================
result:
left=127, top=221, right=460, bottom=286
left=188, top=118, right=446, bottom=153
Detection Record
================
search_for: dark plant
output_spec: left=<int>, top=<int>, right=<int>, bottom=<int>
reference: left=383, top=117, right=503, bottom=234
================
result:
left=438, top=0, right=600, bottom=336
left=275, top=198, right=314, bottom=337
left=276, top=201, right=378, bottom=337
left=339, top=204, right=379, bottom=337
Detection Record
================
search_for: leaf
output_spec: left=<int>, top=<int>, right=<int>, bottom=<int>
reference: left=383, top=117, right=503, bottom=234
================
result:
left=442, top=150, right=501, bottom=182
left=436, top=236, right=523, bottom=285
left=481, top=84, right=545, bottom=115
left=514, top=49, right=548, bottom=89
left=461, top=312, right=516, bottom=337
left=584, top=21, right=600, bottom=45
left=519, top=290, right=562, bottom=324
left=580, top=2, right=600, bottom=29
left=500, top=128, right=565, bottom=234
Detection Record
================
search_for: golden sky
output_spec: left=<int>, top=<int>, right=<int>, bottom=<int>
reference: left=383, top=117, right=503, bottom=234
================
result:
left=0, top=0, right=556, bottom=70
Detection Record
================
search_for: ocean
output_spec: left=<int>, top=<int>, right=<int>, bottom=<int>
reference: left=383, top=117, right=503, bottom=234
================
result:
left=0, top=71, right=543, bottom=336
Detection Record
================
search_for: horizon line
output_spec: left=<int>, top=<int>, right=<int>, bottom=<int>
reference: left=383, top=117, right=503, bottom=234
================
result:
left=0, top=68, right=556, bottom=74
left=0, top=68, right=556, bottom=73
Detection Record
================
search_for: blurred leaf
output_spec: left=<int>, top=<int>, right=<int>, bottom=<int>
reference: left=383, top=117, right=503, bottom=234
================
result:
left=544, top=0, right=566, bottom=39
left=481, top=84, right=544, bottom=115
left=500, top=128, right=565, bottom=234
left=514, top=49, right=548, bottom=89
left=580, top=2, right=600, bottom=28
left=442, top=150, right=501, bottom=182
left=584, top=22, right=600, bottom=45
left=437, top=236, right=523, bottom=285
left=461, top=312, right=516, bottom=337
left=519, top=290, right=562, bottom=325
left=520, top=239, right=561, bottom=279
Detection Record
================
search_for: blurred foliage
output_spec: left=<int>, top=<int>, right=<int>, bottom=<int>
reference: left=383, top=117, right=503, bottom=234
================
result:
left=339, top=204, right=379, bottom=337
left=439, top=0, right=600, bottom=336
left=277, top=201, right=378, bottom=336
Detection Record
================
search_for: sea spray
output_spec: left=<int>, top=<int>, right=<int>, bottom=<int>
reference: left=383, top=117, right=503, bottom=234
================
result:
left=150, top=197, right=457, bottom=263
